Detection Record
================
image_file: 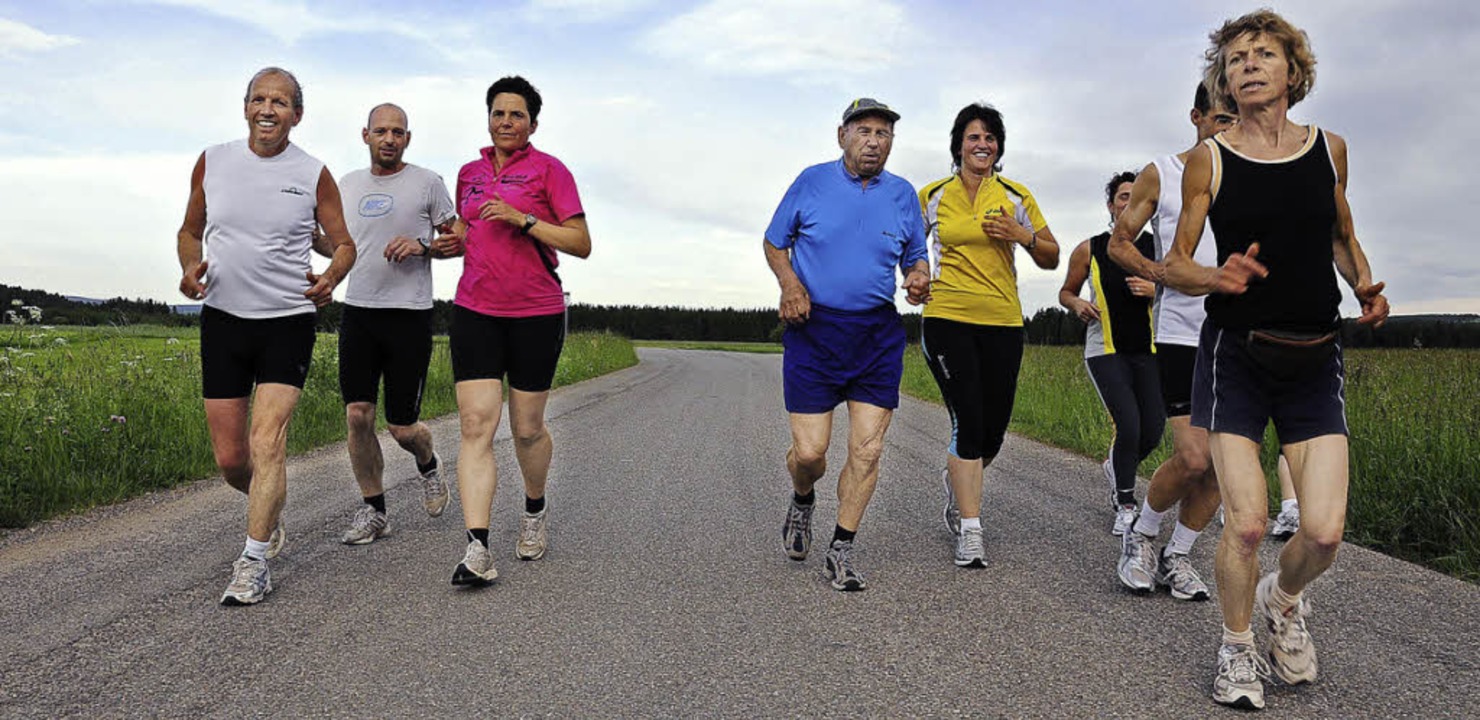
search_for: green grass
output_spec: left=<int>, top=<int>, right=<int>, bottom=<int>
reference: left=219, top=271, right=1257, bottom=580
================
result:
left=635, top=339, right=783, bottom=354
left=903, top=345, right=1480, bottom=581
left=0, top=325, right=636, bottom=527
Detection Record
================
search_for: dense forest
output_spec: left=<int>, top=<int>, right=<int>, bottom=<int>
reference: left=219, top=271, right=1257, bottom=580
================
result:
left=5, top=284, right=1478, bottom=348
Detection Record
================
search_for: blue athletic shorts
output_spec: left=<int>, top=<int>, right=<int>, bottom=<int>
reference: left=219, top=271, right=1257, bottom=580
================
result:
left=1191, top=323, right=1348, bottom=444
left=782, top=303, right=906, bottom=414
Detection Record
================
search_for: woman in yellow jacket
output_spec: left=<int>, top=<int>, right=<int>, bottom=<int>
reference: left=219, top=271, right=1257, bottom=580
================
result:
left=919, top=102, right=1060, bottom=568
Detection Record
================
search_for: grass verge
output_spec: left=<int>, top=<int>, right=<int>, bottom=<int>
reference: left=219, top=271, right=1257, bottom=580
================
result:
left=0, top=325, right=637, bottom=527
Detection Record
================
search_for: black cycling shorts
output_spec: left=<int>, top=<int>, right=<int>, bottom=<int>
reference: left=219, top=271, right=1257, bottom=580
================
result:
left=338, top=305, right=433, bottom=426
left=200, top=305, right=316, bottom=399
left=449, top=305, right=565, bottom=392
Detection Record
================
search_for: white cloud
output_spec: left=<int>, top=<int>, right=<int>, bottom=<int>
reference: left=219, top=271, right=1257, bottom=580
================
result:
left=0, top=18, right=80, bottom=56
left=646, top=0, right=913, bottom=77
left=143, top=0, right=446, bottom=47
left=522, top=0, right=661, bottom=23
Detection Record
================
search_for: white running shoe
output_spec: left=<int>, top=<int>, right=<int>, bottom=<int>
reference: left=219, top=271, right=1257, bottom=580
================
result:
left=953, top=526, right=986, bottom=568
left=341, top=505, right=389, bottom=545
left=516, top=507, right=549, bottom=561
left=1117, top=532, right=1157, bottom=593
left=420, top=453, right=450, bottom=517
left=1269, top=504, right=1300, bottom=539
left=1212, top=643, right=1270, bottom=710
left=220, top=556, right=272, bottom=606
left=451, top=540, right=498, bottom=586
left=1156, top=550, right=1210, bottom=601
left=941, top=468, right=961, bottom=537
left=1256, top=573, right=1318, bottom=684
left=264, top=519, right=285, bottom=559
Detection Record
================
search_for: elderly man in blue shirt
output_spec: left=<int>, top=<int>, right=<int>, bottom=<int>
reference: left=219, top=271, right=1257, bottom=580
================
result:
left=763, top=98, right=931, bottom=592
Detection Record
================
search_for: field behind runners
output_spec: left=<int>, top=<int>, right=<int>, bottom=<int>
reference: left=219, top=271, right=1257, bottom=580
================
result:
left=0, top=325, right=637, bottom=528
left=902, top=345, right=1480, bottom=581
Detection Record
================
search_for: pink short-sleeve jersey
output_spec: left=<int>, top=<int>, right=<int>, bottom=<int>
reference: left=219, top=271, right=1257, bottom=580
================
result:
left=454, top=143, right=584, bottom=317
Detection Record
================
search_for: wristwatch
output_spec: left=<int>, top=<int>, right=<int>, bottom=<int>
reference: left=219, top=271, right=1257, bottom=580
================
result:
left=521, top=213, right=538, bottom=235
left=416, top=237, right=431, bottom=255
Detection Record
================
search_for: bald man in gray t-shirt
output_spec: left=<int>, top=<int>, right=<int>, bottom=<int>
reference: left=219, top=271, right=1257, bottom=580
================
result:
left=321, top=103, right=460, bottom=546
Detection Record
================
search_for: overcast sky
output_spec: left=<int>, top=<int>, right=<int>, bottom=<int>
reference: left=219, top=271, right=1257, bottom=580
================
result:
left=2, top=0, right=1476, bottom=317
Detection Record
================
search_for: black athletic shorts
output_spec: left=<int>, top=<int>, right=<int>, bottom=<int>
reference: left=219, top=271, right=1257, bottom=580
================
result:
left=338, top=305, right=433, bottom=426
left=1155, top=342, right=1198, bottom=417
left=449, top=305, right=565, bottom=392
left=1191, top=323, right=1348, bottom=444
left=200, top=305, right=316, bottom=399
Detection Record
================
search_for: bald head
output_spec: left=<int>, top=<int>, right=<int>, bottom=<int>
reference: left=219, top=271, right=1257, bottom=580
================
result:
left=366, top=103, right=408, bottom=131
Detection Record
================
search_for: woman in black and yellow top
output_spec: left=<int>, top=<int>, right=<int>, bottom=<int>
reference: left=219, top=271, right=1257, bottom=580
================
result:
left=919, top=102, right=1060, bottom=568
left=1060, top=171, right=1164, bottom=540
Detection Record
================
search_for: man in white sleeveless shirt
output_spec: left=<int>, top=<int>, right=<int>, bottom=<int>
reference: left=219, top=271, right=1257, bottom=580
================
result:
left=176, top=67, right=357, bottom=605
left=1106, top=83, right=1236, bottom=601
left=325, top=103, right=460, bottom=545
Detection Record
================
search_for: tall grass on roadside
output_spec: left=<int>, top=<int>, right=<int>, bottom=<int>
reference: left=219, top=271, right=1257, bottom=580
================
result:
left=0, top=326, right=637, bottom=527
left=903, top=345, right=1480, bottom=582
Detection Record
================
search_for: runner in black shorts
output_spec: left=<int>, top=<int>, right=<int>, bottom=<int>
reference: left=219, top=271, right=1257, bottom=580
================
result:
left=177, top=67, right=356, bottom=606
left=1166, top=11, right=1390, bottom=710
left=328, top=103, right=459, bottom=546
left=1059, top=171, right=1162, bottom=540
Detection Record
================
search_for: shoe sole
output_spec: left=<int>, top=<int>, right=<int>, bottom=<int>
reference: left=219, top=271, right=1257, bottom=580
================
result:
left=830, top=578, right=866, bottom=591
left=516, top=545, right=547, bottom=561
left=451, top=565, right=498, bottom=586
left=425, top=497, right=449, bottom=517
left=1268, top=651, right=1317, bottom=685
left=342, top=530, right=388, bottom=546
left=1212, top=692, right=1264, bottom=711
left=954, top=557, right=986, bottom=568
left=1270, top=530, right=1295, bottom=540
left=1118, top=569, right=1154, bottom=594
left=220, top=582, right=272, bottom=606
left=1164, top=585, right=1210, bottom=601
left=265, top=525, right=285, bottom=560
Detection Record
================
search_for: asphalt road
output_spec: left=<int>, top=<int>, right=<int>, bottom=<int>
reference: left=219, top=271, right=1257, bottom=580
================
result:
left=2, top=348, right=1476, bottom=718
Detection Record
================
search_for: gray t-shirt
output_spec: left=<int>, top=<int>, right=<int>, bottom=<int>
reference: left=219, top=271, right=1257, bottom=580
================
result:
left=340, top=164, right=456, bottom=310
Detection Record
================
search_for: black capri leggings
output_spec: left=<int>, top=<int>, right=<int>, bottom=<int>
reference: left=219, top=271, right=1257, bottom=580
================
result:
left=1085, top=353, right=1165, bottom=506
left=921, top=318, right=1024, bottom=462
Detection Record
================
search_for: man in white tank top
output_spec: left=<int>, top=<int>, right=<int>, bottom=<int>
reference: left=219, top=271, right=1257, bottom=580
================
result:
left=175, top=67, right=357, bottom=606
left=325, top=103, right=460, bottom=546
left=1102, top=83, right=1235, bottom=601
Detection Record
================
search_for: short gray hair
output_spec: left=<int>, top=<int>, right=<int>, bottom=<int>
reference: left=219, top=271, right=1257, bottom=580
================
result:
left=244, top=67, right=303, bottom=110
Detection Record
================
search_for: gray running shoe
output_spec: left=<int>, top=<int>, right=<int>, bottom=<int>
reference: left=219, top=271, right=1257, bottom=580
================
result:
left=220, top=555, right=272, bottom=606
left=265, top=518, right=285, bottom=559
left=342, top=505, right=389, bottom=545
left=941, top=467, right=961, bottom=537
left=1117, top=532, right=1157, bottom=594
left=823, top=539, right=866, bottom=591
left=782, top=499, right=814, bottom=560
left=1113, top=504, right=1138, bottom=537
left=1156, top=550, right=1210, bottom=601
left=1212, top=643, right=1270, bottom=710
left=420, top=452, right=449, bottom=517
left=953, top=526, right=986, bottom=568
left=1269, top=505, right=1300, bottom=539
left=451, top=540, right=497, bottom=586
left=1256, top=573, right=1318, bottom=685
left=516, top=507, right=549, bottom=561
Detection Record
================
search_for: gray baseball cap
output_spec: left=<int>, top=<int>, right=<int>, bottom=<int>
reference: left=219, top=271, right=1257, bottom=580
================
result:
left=841, top=97, right=900, bottom=124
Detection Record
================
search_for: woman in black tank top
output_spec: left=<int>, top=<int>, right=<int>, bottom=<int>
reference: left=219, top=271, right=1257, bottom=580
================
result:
left=1160, top=9, right=1390, bottom=712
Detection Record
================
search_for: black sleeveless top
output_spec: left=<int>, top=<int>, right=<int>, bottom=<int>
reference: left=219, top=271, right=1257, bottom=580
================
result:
left=1205, top=128, right=1342, bottom=332
left=1087, top=231, right=1155, bottom=355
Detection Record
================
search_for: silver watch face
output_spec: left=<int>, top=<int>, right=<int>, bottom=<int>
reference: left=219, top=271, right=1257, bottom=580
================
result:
left=525, top=213, right=537, bottom=225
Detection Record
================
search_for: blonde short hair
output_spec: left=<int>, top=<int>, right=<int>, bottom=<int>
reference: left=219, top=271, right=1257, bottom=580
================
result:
left=1203, top=9, right=1317, bottom=109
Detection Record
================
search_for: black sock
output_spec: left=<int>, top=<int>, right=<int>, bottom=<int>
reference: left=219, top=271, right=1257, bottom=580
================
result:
left=792, top=490, right=815, bottom=507
left=364, top=494, right=386, bottom=514
left=525, top=495, right=546, bottom=514
left=467, top=528, right=489, bottom=548
left=832, top=525, right=856, bottom=544
left=416, top=455, right=438, bottom=475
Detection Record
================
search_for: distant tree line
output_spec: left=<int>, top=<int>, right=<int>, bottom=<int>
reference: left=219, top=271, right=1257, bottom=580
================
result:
left=6, top=284, right=1478, bottom=348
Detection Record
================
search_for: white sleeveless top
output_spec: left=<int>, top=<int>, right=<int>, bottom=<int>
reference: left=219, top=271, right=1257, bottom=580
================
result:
left=202, top=139, right=323, bottom=318
left=1149, top=153, right=1219, bottom=346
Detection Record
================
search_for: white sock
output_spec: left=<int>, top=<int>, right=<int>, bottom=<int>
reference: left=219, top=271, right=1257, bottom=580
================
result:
left=1281, top=498, right=1299, bottom=513
left=960, top=517, right=982, bottom=532
left=1222, top=625, right=1255, bottom=647
left=1133, top=501, right=1165, bottom=537
left=243, top=536, right=270, bottom=560
left=1165, top=522, right=1201, bottom=556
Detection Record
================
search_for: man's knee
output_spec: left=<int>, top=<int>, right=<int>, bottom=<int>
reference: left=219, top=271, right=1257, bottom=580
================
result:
left=346, top=403, right=377, bottom=433
left=1174, top=445, right=1211, bottom=478
left=214, top=444, right=250, bottom=477
left=387, top=422, right=420, bottom=445
left=512, top=422, right=547, bottom=449
left=791, top=441, right=827, bottom=472
left=1223, top=513, right=1268, bottom=555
